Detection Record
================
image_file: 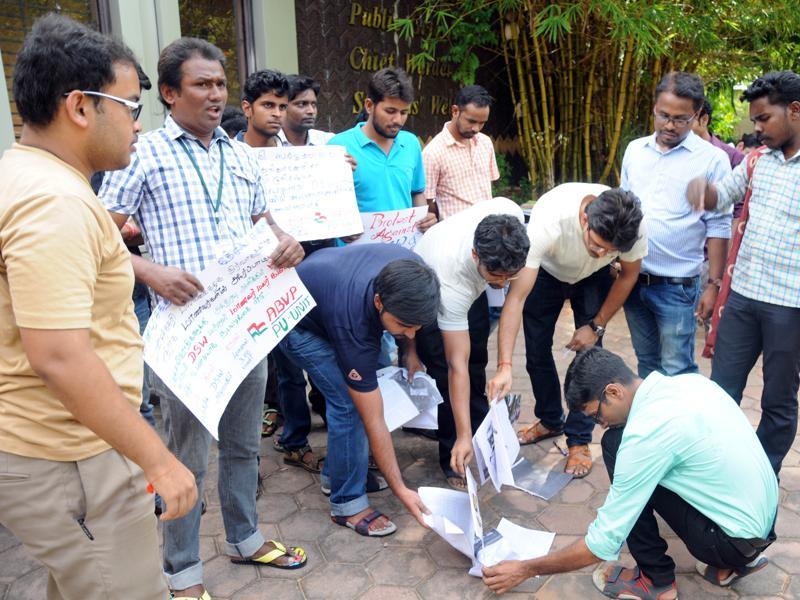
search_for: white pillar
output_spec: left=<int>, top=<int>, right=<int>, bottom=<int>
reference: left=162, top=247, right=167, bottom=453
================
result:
left=0, top=48, right=17, bottom=152
left=251, top=0, right=299, bottom=73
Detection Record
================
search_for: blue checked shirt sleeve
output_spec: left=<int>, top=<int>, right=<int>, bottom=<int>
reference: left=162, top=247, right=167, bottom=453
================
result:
left=98, top=151, right=146, bottom=215
left=701, top=153, right=733, bottom=238
left=249, top=153, right=268, bottom=216
left=715, top=159, right=749, bottom=214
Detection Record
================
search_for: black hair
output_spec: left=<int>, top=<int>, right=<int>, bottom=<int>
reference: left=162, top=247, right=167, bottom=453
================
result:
left=455, top=84, right=493, bottom=109
left=374, top=259, right=440, bottom=327
left=287, top=74, right=320, bottom=101
left=655, top=71, right=705, bottom=112
left=242, top=69, right=289, bottom=104
left=221, top=106, right=246, bottom=137
left=564, top=347, right=636, bottom=413
left=585, top=188, right=643, bottom=253
left=12, top=13, right=138, bottom=127
left=136, top=64, right=152, bottom=91
left=699, top=98, right=713, bottom=128
left=157, top=37, right=225, bottom=108
left=367, top=67, right=414, bottom=104
left=739, top=132, right=760, bottom=149
left=473, top=214, right=529, bottom=274
left=741, top=71, right=800, bottom=108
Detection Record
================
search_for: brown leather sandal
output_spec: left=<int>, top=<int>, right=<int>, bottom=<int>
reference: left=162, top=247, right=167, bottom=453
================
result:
left=517, top=421, right=564, bottom=445
left=565, top=444, right=592, bottom=478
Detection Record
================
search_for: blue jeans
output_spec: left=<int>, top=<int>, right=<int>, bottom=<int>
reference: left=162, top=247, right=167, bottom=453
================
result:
left=279, top=328, right=369, bottom=517
left=150, top=360, right=268, bottom=589
left=273, top=346, right=312, bottom=451
left=132, top=282, right=155, bottom=427
left=624, top=277, right=700, bottom=378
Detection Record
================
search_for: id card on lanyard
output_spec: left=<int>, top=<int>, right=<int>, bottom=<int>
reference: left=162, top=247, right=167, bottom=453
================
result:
left=178, top=137, right=237, bottom=256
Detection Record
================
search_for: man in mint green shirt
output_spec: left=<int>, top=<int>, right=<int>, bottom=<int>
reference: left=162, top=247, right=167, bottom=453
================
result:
left=482, top=347, right=777, bottom=599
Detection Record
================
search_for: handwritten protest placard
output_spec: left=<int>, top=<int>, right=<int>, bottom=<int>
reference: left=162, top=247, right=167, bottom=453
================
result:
left=252, top=145, right=363, bottom=241
left=351, top=206, right=428, bottom=249
left=143, top=221, right=316, bottom=438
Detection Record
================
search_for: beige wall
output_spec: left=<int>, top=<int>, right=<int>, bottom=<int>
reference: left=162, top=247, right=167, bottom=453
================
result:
left=252, top=0, right=298, bottom=73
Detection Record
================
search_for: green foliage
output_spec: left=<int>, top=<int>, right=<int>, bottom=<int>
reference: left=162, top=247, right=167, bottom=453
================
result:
left=394, top=0, right=800, bottom=193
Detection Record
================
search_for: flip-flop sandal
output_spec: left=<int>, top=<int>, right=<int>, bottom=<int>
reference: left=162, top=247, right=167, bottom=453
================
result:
left=332, top=510, right=397, bottom=537
left=517, top=421, right=564, bottom=445
left=696, top=556, right=768, bottom=586
left=230, top=539, right=307, bottom=569
left=283, top=445, right=324, bottom=474
left=171, top=591, right=212, bottom=600
left=261, top=409, right=282, bottom=438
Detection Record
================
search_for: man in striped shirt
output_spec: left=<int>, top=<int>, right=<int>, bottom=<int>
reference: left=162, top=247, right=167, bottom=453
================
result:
left=620, top=72, right=732, bottom=379
left=422, top=85, right=500, bottom=220
left=687, top=70, right=800, bottom=476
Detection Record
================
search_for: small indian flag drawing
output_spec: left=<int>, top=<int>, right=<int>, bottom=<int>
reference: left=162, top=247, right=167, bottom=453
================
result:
left=247, top=322, right=268, bottom=339
left=313, top=212, right=327, bottom=224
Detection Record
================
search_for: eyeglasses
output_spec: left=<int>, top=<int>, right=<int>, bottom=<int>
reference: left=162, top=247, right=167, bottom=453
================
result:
left=653, top=110, right=697, bottom=128
left=64, top=90, right=143, bottom=121
left=591, top=401, right=605, bottom=424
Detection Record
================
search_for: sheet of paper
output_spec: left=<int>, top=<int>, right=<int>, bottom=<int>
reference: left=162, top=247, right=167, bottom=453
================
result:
left=512, top=456, right=573, bottom=500
left=420, top=483, right=554, bottom=578
left=351, top=206, right=428, bottom=249
left=472, top=399, right=520, bottom=492
left=143, top=221, right=315, bottom=438
left=378, top=367, right=442, bottom=431
left=419, top=486, right=475, bottom=558
left=253, top=145, right=363, bottom=241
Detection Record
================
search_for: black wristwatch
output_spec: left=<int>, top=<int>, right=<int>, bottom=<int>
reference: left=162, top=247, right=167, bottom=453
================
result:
left=589, top=319, right=605, bottom=339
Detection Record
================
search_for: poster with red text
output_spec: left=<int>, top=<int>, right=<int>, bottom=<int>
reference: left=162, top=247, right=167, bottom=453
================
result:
left=352, top=206, right=428, bottom=249
left=143, top=220, right=315, bottom=438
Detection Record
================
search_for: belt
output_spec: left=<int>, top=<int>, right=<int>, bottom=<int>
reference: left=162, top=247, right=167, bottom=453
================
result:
left=638, top=273, right=697, bottom=286
left=727, top=534, right=775, bottom=559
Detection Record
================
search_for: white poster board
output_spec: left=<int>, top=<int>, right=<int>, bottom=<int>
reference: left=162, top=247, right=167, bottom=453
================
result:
left=472, top=399, right=521, bottom=492
left=143, top=221, right=316, bottom=438
left=351, top=206, right=428, bottom=249
left=378, top=366, right=442, bottom=431
left=253, top=145, right=363, bottom=241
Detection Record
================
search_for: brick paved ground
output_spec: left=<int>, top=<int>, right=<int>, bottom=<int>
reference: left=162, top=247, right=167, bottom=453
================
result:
left=2, top=306, right=796, bottom=599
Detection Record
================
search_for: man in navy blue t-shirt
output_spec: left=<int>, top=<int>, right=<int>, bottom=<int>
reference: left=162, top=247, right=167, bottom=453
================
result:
left=279, top=244, right=440, bottom=536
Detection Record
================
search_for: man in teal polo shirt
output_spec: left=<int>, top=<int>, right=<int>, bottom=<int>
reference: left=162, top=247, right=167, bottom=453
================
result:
left=482, top=347, right=778, bottom=599
left=329, top=67, right=436, bottom=229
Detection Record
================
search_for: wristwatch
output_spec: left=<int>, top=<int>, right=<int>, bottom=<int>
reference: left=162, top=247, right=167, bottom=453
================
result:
left=589, top=320, right=605, bottom=339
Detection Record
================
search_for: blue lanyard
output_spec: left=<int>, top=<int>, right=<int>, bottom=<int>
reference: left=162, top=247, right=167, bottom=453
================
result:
left=178, top=138, right=225, bottom=224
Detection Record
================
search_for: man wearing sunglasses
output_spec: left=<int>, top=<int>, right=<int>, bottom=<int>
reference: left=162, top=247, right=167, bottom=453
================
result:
left=488, top=185, right=646, bottom=479
left=483, top=347, right=778, bottom=599
left=412, top=198, right=530, bottom=489
left=619, top=72, right=732, bottom=382
left=0, top=14, right=197, bottom=599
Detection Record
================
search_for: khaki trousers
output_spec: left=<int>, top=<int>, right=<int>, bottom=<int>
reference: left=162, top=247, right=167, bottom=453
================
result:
left=0, top=448, right=168, bottom=599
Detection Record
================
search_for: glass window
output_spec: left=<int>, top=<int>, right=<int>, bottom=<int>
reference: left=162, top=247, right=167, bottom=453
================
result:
left=178, top=0, right=247, bottom=107
left=0, top=0, right=104, bottom=139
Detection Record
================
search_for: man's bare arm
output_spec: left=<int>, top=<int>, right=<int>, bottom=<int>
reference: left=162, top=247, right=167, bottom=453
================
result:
left=487, top=267, right=538, bottom=399
left=482, top=539, right=600, bottom=594
left=349, top=386, right=430, bottom=526
left=19, top=327, right=197, bottom=520
left=441, top=329, right=474, bottom=475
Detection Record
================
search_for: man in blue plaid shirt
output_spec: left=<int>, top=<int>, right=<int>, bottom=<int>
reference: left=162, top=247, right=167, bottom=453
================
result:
left=688, top=70, right=800, bottom=477
left=100, top=37, right=305, bottom=600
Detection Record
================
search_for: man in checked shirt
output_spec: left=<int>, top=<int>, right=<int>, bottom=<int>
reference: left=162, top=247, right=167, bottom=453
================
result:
left=687, top=70, right=800, bottom=478
left=99, top=37, right=306, bottom=600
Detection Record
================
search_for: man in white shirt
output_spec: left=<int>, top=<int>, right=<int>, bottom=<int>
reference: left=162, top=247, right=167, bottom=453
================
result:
left=488, top=184, right=646, bottom=478
left=278, top=74, right=335, bottom=147
left=412, top=198, right=529, bottom=488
